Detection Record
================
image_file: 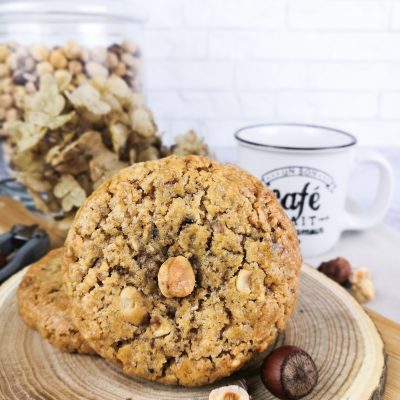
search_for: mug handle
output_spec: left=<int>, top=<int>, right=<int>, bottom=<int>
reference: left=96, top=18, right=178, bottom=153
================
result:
left=343, top=149, right=394, bottom=231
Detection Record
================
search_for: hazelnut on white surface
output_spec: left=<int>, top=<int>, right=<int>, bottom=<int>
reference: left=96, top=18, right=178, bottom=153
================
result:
left=349, top=268, right=375, bottom=304
left=209, top=385, right=250, bottom=400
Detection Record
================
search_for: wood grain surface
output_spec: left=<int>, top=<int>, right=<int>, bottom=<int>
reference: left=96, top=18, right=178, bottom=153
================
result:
left=367, top=310, right=400, bottom=400
left=0, top=264, right=386, bottom=400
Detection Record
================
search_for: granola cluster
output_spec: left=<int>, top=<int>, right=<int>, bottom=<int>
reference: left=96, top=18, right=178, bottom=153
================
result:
left=2, top=74, right=212, bottom=227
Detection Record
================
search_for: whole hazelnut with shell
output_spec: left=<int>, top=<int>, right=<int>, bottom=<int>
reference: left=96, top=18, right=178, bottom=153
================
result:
left=318, top=257, right=352, bottom=285
left=260, top=345, right=318, bottom=399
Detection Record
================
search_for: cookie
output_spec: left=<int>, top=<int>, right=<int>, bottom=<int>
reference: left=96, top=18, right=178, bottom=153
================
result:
left=18, top=248, right=94, bottom=354
left=64, top=155, right=302, bottom=386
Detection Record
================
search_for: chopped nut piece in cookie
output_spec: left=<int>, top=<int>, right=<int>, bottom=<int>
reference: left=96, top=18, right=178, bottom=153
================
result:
left=158, top=256, right=195, bottom=298
left=152, top=317, right=172, bottom=338
left=209, top=385, right=250, bottom=400
left=236, top=270, right=252, bottom=294
left=119, top=286, right=148, bottom=325
left=349, top=268, right=375, bottom=304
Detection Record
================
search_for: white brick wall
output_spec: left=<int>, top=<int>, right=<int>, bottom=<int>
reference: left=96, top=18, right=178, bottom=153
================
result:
left=139, top=0, right=400, bottom=147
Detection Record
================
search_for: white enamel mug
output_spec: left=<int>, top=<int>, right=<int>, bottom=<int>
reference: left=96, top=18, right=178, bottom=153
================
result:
left=235, top=123, right=394, bottom=257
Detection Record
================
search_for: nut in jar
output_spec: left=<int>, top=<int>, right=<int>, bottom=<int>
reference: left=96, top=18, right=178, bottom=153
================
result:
left=0, top=39, right=142, bottom=127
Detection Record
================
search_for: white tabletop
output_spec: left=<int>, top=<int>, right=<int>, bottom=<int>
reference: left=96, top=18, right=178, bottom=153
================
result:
left=217, top=147, right=400, bottom=323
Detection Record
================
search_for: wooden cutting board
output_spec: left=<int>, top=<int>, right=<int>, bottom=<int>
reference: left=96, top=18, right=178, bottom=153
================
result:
left=0, top=196, right=398, bottom=399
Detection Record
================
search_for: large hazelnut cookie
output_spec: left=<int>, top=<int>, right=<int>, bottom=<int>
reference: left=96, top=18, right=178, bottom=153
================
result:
left=18, top=248, right=94, bottom=354
left=64, top=156, right=302, bottom=386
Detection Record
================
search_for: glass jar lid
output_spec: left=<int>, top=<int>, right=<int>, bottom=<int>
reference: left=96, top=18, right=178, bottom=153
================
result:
left=0, top=0, right=147, bottom=23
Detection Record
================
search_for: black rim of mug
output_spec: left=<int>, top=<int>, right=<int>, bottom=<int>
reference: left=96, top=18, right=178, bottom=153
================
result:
left=234, top=123, right=358, bottom=151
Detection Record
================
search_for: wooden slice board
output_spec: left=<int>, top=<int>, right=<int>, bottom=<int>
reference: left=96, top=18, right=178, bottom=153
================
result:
left=0, top=264, right=386, bottom=400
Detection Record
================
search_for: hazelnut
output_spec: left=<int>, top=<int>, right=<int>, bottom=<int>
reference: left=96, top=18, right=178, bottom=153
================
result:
left=36, top=61, right=54, bottom=76
left=0, top=63, right=10, bottom=78
left=119, top=286, right=147, bottom=325
left=68, top=60, right=83, bottom=75
left=209, top=385, right=250, bottom=400
left=5, top=108, right=18, bottom=122
left=318, top=257, right=351, bottom=285
left=152, top=317, right=172, bottom=337
left=114, top=62, right=127, bottom=76
left=0, top=45, right=10, bottom=63
left=260, top=345, right=318, bottom=399
left=25, top=82, right=36, bottom=94
left=49, top=50, right=68, bottom=69
left=158, top=256, right=195, bottom=298
left=63, top=40, right=81, bottom=60
left=85, top=61, right=109, bottom=79
left=30, top=44, right=49, bottom=62
left=121, top=39, right=139, bottom=54
left=91, top=47, right=107, bottom=64
left=236, top=270, right=252, bottom=294
left=106, top=52, right=119, bottom=69
left=349, top=268, right=375, bottom=304
left=121, top=53, right=137, bottom=68
left=6, top=53, right=17, bottom=69
left=0, top=94, right=13, bottom=109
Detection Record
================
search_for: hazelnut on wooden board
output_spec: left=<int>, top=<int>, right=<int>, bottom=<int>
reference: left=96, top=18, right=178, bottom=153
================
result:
left=260, top=345, right=318, bottom=399
left=318, top=257, right=352, bottom=285
left=158, top=256, right=195, bottom=298
left=209, top=385, right=250, bottom=400
left=349, top=268, right=375, bottom=304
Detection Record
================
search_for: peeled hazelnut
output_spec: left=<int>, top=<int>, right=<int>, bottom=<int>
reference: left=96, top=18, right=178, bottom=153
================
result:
left=63, top=40, right=81, bottom=60
left=30, top=44, right=49, bottom=62
left=236, top=270, right=252, bottom=294
left=121, top=39, right=139, bottom=54
left=36, top=61, right=54, bottom=76
left=260, top=345, right=318, bottom=399
left=6, top=108, right=18, bottom=122
left=0, top=94, right=13, bottom=109
left=158, top=256, right=195, bottom=298
left=119, top=286, right=147, bottom=325
left=209, top=385, right=250, bottom=400
left=349, top=268, right=375, bottom=304
left=318, top=257, right=352, bottom=285
left=85, top=61, right=109, bottom=79
left=49, top=49, right=68, bottom=69
left=68, top=60, right=83, bottom=75
left=0, top=45, right=10, bottom=63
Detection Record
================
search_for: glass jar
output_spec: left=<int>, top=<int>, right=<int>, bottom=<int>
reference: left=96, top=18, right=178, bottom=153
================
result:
left=0, top=1, right=173, bottom=228
left=0, top=0, right=146, bottom=126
